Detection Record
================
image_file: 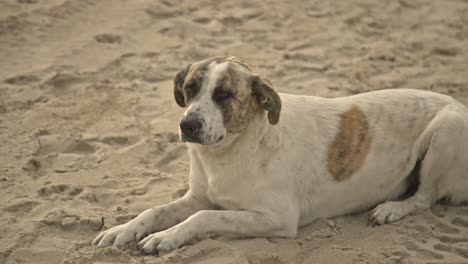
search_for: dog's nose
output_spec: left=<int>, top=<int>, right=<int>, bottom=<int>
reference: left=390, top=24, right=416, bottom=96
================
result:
left=180, top=118, right=202, bottom=138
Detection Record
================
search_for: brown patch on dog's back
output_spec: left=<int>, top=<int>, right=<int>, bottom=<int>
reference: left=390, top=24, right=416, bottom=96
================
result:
left=327, top=105, right=372, bottom=181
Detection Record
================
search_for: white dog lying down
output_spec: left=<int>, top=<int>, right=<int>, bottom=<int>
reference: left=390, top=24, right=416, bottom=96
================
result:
left=93, top=56, right=468, bottom=253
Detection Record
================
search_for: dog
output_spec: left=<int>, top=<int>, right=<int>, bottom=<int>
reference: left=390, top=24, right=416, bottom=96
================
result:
left=93, top=56, right=468, bottom=253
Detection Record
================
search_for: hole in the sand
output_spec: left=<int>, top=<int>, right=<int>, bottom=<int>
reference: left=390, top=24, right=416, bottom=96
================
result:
left=64, top=141, right=95, bottom=154
left=94, top=34, right=123, bottom=44
left=23, top=158, right=40, bottom=172
left=18, top=0, right=38, bottom=4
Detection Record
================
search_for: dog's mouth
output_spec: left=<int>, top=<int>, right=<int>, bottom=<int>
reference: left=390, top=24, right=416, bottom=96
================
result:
left=181, top=133, right=202, bottom=144
left=181, top=134, right=224, bottom=145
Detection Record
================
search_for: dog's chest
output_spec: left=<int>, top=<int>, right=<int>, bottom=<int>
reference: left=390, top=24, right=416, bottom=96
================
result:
left=206, top=187, right=241, bottom=210
left=203, top=160, right=254, bottom=210
left=205, top=173, right=245, bottom=210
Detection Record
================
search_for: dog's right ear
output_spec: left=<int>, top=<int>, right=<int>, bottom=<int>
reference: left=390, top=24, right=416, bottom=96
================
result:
left=173, top=64, right=192, bottom=107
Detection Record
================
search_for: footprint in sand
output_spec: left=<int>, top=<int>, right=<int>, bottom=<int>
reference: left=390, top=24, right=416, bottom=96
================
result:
left=3, top=199, right=41, bottom=214
left=42, top=209, right=103, bottom=231
left=451, top=217, right=468, bottom=229
left=83, top=134, right=139, bottom=150
left=38, top=184, right=83, bottom=199
left=17, top=0, right=38, bottom=4
left=437, top=235, right=468, bottom=244
left=30, top=133, right=106, bottom=176
left=94, top=33, right=123, bottom=44
left=404, top=209, right=468, bottom=262
left=60, top=216, right=102, bottom=231
left=246, top=254, right=285, bottom=264
left=432, top=220, right=460, bottom=235
left=76, top=190, right=98, bottom=203
left=40, top=133, right=136, bottom=155
left=433, top=243, right=468, bottom=260
left=100, top=135, right=133, bottom=147
left=159, top=240, right=236, bottom=264
left=403, top=241, right=445, bottom=260
left=144, top=2, right=182, bottom=20
left=23, top=158, right=40, bottom=173
left=64, top=141, right=95, bottom=155
left=35, top=134, right=80, bottom=156
left=45, top=71, right=82, bottom=90
left=218, top=16, right=244, bottom=27
left=3, top=74, right=40, bottom=85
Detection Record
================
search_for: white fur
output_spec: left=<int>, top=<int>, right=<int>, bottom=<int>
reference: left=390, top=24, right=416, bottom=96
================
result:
left=94, top=72, right=468, bottom=253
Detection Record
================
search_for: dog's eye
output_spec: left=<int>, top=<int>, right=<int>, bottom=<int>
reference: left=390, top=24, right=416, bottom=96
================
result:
left=184, top=83, right=198, bottom=97
left=213, top=90, right=232, bottom=101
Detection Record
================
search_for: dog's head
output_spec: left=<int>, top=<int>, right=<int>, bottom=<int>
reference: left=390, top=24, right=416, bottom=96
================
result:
left=173, top=56, right=281, bottom=145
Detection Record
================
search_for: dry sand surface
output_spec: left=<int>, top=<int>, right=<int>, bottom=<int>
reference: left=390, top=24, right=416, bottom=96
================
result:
left=1, top=0, right=468, bottom=263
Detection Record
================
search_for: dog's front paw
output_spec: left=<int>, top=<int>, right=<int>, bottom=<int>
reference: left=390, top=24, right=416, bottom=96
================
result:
left=92, top=222, right=144, bottom=248
left=369, top=201, right=413, bottom=226
left=138, top=228, right=187, bottom=254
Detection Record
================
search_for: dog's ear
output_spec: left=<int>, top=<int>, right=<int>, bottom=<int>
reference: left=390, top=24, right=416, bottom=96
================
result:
left=252, top=76, right=282, bottom=125
left=173, top=64, right=192, bottom=107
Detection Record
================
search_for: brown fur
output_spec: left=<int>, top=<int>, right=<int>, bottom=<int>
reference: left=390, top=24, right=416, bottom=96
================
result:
left=251, top=76, right=282, bottom=125
left=174, top=57, right=223, bottom=107
left=216, top=63, right=261, bottom=133
left=173, top=64, right=191, bottom=107
left=327, top=105, right=372, bottom=181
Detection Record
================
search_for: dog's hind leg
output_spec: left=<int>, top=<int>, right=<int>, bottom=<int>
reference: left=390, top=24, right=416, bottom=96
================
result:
left=370, top=104, right=468, bottom=225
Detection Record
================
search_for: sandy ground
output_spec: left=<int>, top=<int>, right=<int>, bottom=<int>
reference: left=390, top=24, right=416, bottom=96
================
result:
left=1, top=0, right=468, bottom=263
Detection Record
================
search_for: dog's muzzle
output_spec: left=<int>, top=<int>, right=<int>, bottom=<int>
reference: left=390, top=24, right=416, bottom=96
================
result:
left=180, top=116, right=203, bottom=143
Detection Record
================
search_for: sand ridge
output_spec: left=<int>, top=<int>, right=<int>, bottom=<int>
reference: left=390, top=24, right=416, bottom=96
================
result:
left=1, top=0, right=468, bottom=263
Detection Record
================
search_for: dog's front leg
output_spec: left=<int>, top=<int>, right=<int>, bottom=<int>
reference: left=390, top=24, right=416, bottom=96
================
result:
left=138, top=209, right=296, bottom=253
left=92, top=191, right=210, bottom=248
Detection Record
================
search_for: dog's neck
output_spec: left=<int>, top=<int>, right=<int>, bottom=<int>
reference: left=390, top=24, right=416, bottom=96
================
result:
left=187, top=111, right=280, bottom=158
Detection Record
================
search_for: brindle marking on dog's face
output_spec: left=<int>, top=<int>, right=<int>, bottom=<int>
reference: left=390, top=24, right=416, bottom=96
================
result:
left=174, top=57, right=231, bottom=107
left=214, top=62, right=262, bottom=133
left=180, top=59, right=217, bottom=105
left=174, top=56, right=278, bottom=145
left=327, top=105, right=372, bottom=181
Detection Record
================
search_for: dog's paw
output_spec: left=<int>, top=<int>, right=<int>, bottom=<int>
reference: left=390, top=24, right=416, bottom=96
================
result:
left=92, top=222, right=144, bottom=248
left=369, top=201, right=413, bottom=226
left=138, top=228, right=187, bottom=254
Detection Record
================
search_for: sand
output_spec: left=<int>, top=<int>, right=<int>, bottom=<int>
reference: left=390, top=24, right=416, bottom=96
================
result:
left=1, top=0, right=468, bottom=263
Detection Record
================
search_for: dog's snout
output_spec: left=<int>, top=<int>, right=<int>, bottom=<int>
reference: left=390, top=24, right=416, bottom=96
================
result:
left=180, top=118, right=202, bottom=138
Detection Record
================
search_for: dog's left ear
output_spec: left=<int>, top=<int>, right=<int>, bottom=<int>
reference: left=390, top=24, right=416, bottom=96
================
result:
left=173, top=64, right=192, bottom=107
left=252, top=76, right=282, bottom=125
